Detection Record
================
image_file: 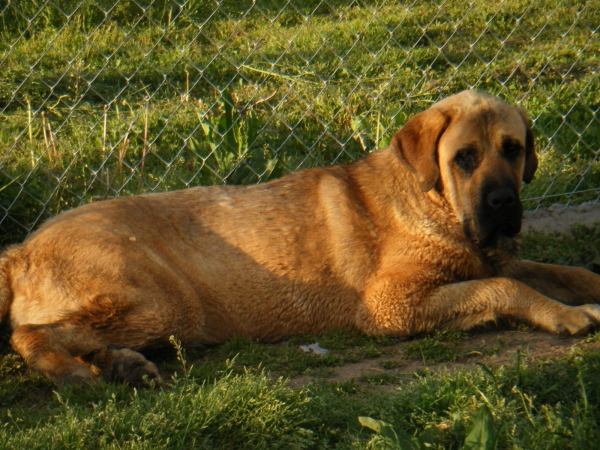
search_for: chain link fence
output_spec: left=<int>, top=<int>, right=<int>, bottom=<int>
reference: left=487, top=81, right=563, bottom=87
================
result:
left=1, top=0, right=599, bottom=245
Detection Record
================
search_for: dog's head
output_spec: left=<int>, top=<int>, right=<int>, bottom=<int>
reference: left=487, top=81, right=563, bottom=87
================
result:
left=391, top=91, right=538, bottom=248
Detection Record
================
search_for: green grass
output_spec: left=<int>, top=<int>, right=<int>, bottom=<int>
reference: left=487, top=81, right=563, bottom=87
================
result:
left=404, top=330, right=467, bottom=364
left=147, top=328, right=397, bottom=382
left=1, top=0, right=600, bottom=244
left=2, top=337, right=600, bottom=448
left=521, top=225, right=600, bottom=269
left=2, top=1, right=600, bottom=448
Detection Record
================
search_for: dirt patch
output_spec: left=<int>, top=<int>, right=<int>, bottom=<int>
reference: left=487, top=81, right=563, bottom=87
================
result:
left=289, top=330, right=600, bottom=388
left=522, top=201, right=600, bottom=234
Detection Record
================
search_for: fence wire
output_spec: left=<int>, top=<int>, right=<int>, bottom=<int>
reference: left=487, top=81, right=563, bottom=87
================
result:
left=1, top=0, right=599, bottom=245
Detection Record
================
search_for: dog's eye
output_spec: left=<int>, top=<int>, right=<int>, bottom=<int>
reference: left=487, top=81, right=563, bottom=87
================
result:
left=454, top=148, right=479, bottom=173
left=503, top=141, right=523, bottom=159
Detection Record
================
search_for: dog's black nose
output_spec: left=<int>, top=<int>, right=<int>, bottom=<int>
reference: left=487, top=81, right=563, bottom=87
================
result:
left=487, top=188, right=516, bottom=209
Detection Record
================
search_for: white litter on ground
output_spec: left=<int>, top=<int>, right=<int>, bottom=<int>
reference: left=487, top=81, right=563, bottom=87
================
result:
left=299, top=343, right=329, bottom=356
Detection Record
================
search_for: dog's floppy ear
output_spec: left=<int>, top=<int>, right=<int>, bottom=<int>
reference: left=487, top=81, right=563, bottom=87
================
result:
left=517, top=108, right=537, bottom=184
left=390, top=108, right=449, bottom=192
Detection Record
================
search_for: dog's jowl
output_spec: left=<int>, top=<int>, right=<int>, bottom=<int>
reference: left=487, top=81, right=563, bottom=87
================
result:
left=2, top=90, right=600, bottom=385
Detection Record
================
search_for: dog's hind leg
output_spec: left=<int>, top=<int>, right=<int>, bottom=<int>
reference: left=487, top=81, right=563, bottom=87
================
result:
left=10, top=321, right=161, bottom=386
left=501, top=260, right=600, bottom=306
left=11, top=322, right=102, bottom=385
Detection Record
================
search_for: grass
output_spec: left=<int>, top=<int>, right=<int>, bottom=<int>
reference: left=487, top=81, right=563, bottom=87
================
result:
left=403, top=330, right=467, bottom=364
left=2, top=332, right=600, bottom=448
left=144, top=328, right=398, bottom=382
left=2, top=1, right=600, bottom=448
left=521, top=224, right=600, bottom=269
left=1, top=0, right=600, bottom=244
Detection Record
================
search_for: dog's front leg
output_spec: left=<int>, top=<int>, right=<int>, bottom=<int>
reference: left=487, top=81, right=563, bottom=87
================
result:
left=500, top=261, right=600, bottom=306
left=359, top=277, right=600, bottom=337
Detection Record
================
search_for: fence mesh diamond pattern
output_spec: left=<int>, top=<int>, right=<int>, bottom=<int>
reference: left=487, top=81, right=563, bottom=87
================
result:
left=1, top=0, right=599, bottom=245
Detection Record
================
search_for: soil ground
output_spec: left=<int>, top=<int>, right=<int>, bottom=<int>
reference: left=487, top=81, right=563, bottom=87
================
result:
left=522, top=201, right=600, bottom=234
left=289, top=329, right=600, bottom=388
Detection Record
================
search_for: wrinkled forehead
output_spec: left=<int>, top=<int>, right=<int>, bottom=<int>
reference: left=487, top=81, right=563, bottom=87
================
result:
left=437, top=98, right=527, bottom=152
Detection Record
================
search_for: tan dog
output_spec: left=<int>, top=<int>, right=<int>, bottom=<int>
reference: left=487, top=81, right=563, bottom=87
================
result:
left=2, top=90, right=600, bottom=385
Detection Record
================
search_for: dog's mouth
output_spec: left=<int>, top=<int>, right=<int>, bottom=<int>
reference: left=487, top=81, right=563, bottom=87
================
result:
left=462, top=184, right=524, bottom=249
left=463, top=213, right=522, bottom=249
left=485, top=221, right=521, bottom=247
left=462, top=182, right=523, bottom=251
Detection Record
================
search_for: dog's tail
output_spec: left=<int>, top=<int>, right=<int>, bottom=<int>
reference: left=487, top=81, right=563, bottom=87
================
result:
left=0, top=250, right=13, bottom=324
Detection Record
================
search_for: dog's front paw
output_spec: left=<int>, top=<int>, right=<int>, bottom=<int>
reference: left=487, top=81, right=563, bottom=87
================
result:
left=548, top=304, right=600, bottom=336
left=576, top=304, right=600, bottom=327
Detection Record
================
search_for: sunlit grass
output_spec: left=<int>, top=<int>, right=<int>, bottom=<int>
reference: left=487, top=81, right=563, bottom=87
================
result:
left=1, top=1, right=600, bottom=447
left=1, top=0, right=599, bottom=244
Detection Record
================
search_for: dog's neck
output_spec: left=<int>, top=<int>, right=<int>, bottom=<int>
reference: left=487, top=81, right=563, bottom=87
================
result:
left=480, top=234, right=521, bottom=275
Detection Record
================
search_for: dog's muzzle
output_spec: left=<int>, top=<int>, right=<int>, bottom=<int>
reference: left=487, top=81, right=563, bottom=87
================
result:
left=471, top=184, right=522, bottom=247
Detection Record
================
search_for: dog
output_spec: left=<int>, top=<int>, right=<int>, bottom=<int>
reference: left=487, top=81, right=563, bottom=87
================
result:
left=1, top=90, right=600, bottom=385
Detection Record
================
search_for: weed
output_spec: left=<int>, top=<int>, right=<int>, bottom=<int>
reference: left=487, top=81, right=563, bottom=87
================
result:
left=403, top=330, right=466, bottom=363
left=358, top=415, right=446, bottom=449
left=359, top=371, right=402, bottom=386
left=379, top=360, right=403, bottom=370
left=195, top=84, right=280, bottom=185
left=433, top=329, right=468, bottom=343
left=404, top=337, right=459, bottom=363
left=358, top=342, right=385, bottom=359
left=463, top=404, right=499, bottom=450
